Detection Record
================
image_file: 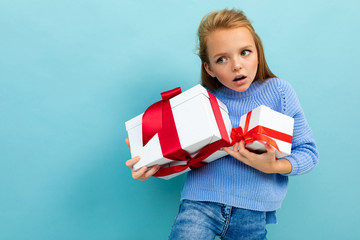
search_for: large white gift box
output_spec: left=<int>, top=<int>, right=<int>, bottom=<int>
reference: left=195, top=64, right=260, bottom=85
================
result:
left=239, top=105, right=294, bottom=158
left=125, top=84, right=232, bottom=179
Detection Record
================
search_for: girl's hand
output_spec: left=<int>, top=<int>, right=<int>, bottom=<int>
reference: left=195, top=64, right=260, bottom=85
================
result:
left=222, top=140, right=292, bottom=174
left=125, top=138, right=161, bottom=181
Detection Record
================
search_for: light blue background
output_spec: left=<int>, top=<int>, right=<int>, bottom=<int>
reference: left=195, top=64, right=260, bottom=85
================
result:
left=1, top=0, right=359, bottom=239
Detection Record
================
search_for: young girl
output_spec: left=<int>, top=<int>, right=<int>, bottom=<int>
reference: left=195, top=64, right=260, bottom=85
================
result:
left=125, top=9, right=319, bottom=240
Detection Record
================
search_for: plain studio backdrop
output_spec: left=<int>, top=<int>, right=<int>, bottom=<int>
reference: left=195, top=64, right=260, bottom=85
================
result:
left=1, top=0, right=359, bottom=239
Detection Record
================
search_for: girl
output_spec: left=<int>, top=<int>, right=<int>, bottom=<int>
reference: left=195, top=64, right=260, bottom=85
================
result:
left=125, top=9, right=319, bottom=240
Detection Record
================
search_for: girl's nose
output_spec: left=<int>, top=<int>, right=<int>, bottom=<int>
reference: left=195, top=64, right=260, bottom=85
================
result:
left=232, top=58, right=242, bottom=71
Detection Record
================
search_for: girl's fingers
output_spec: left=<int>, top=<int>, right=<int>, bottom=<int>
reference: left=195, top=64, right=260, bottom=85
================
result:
left=125, top=156, right=141, bottom=168
left=222, top=147, right=236, bottom=155
left=223, top=146, right=246, bottom=162
left=233, top=142, right=239, bottom=152
left=125, top=138, right=131, bottom=150
left=238, top=140, right=246, bottom=150
left=144, top=165, right=161, bottom=179
left=132, top=166, right=148, bottom=179
left=238, top=141, right=257, bottom=159
left=265, top=143, right=275, bottom=154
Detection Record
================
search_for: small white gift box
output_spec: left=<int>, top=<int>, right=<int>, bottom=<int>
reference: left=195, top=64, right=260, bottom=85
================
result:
left=239, top=105, right=294, bottom=158
left=125, top=84, right=232, bottom=179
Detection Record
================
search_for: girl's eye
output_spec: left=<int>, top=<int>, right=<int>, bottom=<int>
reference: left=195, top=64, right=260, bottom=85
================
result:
left=241, top=50, right=251, bottom=56
left=216, top=57, right=226, bottom=63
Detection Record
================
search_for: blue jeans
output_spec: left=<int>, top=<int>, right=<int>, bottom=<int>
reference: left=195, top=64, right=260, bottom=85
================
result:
left=168, top=200, right=267, bottom=240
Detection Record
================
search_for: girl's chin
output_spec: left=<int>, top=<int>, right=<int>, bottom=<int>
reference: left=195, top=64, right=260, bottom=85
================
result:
left=226, top=83, right=251, bottom=92
left=220, top=78, right=253, bottom=92
left=233, top=86, right=250, bottom=92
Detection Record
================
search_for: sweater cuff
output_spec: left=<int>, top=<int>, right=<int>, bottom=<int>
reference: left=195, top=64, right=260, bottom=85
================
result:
left=281, top=156, right=298, bottom=176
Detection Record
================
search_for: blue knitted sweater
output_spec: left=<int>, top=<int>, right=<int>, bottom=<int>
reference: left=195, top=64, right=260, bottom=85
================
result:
left=180, top=78, right=319, bottom=223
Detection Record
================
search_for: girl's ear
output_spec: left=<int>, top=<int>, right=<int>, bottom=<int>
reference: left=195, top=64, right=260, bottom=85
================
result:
left=204, top=62, right=216, bottom=78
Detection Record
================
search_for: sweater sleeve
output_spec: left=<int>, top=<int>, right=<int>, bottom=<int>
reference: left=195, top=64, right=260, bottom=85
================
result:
left=277, top=80, right=319, bottom=176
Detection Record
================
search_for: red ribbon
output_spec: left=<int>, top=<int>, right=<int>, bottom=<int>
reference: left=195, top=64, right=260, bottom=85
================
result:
left=142, top=87, right=189, bottom=161
left=230, top=110, right=293, bottom=152
left=141, top=87, right=231, bottom=177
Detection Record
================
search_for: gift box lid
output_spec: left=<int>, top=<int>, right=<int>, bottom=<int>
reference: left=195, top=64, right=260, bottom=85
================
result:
left=125, top=84, right=228, bottom=131
left=243, top=105, right=294, bottom=135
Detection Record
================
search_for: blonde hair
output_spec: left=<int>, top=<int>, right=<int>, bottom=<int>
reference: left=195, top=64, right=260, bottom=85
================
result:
left=197, top=9, right=276, bottom=89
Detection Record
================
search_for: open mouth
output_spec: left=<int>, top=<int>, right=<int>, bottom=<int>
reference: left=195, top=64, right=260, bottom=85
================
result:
left=233, top=75, right=246, bottom=81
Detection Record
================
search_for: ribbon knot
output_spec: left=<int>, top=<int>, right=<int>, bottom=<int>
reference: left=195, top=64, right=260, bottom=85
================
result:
left=229, top=126, right=257, bottom=146
left=230, top=126, right=244, bottom=145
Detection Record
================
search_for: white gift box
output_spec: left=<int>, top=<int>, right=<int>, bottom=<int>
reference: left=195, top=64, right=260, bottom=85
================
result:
left=125, top=84, right=232, bottom=179
left=239, top=105, right=294, bottom=158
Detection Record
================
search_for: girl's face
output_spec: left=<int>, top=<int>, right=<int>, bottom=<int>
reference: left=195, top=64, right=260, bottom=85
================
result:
left=204, top=27, right=258, bottom=92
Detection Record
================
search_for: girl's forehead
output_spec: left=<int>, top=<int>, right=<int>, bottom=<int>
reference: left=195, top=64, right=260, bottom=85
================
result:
left=208, top=27, right=254, bottom=42
left=206, top=27, right=256, bottom=51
